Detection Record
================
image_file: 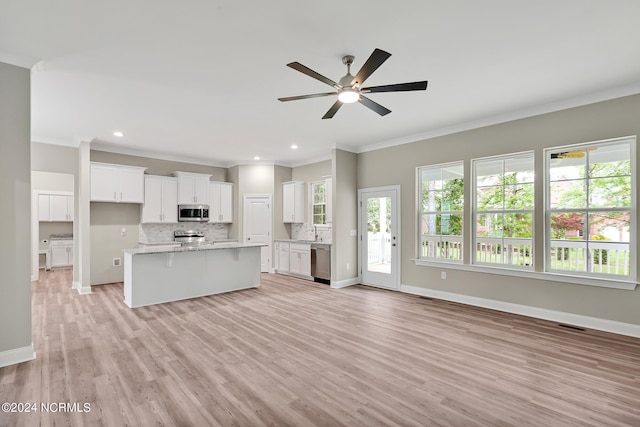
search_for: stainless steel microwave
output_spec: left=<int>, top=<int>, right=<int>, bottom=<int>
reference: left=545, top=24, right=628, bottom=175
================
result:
left=178, top=204, right=209, bottom=222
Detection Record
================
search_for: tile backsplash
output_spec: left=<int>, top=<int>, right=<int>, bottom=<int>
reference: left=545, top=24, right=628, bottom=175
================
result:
left=139, top=223, right=230, bottom=244
left=291, top=223, right=332, bottom=243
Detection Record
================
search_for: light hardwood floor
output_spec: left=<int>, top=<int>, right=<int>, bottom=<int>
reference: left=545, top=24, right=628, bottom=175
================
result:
left=1, top=269, right=640, bottom=426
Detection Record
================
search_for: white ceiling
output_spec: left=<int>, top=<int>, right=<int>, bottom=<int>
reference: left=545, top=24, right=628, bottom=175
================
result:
left=2, top=1, right=640, bottom=167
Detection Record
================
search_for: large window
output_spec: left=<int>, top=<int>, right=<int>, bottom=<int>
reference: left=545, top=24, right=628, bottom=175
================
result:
left=473, top=152, right=534, bottom=269
left=418, top=162, right=464, bottom=262
left=546, top=138, right=634, bottom=278
left=311, top=181, right=327, bottom=225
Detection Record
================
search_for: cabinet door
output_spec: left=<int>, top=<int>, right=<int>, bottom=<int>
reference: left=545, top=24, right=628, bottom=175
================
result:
left=66, top=195, right=74, bottom=221
left=278, top=244, right=290, bottom=272
left=209, top=183, right=221, bottom=222
left=50, top=195, right=70, bottom=221
left=161, top=179, right=178, bottom=223
left=38, top=195, right=50, bottom=221
left=282, top=183, right=295, bottom=223
left=289, top=250, right=301, bottom=275
left=193, top=176, right=210, bottom=205
left=119, top=168, right=145, bottom=203
left=50, top=245, right=71, bottom=267
left=67, top=245, right=74, bottom=266
left=142, top=177, right=163, bottom=223
left=178, top=175, right=195, bottom=204
left=300, top=250, right=311, bottom=276
left=219, top=183, right=233, bottom=222
left=91, top=164, right=117, bottom=201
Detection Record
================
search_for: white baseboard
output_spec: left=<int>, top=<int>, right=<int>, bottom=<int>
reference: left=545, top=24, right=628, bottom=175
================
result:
left=0, top=344, right=36, bottom=368
left=72, top=281, right=92, bottom=295
left=331, top=277, right=361, bottom=289
left=401, top=284, right=640, bottom=339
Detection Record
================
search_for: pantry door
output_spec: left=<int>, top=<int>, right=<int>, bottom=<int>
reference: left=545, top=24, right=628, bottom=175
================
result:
left=243, top=195, right=272, bottom=272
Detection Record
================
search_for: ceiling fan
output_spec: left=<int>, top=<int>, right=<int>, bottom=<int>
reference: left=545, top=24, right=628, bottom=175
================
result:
left=278, top=48, right=428, bottom=119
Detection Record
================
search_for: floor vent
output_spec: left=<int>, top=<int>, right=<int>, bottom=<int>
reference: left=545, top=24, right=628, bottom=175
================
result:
left=419, top=296, right=434, bottom=300
left=558, top=323, right=585, bottom=332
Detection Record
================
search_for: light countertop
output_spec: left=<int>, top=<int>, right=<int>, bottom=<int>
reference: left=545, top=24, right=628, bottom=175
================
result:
left=124, top=242, right=266, bottom=255
left=274, top=239, right=332, bottom=245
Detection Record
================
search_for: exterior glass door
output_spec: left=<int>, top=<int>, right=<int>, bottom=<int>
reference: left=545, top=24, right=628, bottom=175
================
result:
left=359, top=187, right=399, bottom=289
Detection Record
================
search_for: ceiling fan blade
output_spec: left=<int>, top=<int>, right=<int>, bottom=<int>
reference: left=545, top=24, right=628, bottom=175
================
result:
left=287, top=62, right=338, bottom=88
left=362, top=81, right=428, bottom=93
left=350, top=48, right=392, bottom=87
left=278, top=92, right=337, bottom=102
left=358, top=96, right=391, bottom=116
left=322, top=100, right=343, bottom=119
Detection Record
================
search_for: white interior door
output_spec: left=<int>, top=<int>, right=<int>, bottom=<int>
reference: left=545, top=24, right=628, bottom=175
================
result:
left=243, top=195, right=272, bottom=273
left=359, top=186, right=400, bottom=290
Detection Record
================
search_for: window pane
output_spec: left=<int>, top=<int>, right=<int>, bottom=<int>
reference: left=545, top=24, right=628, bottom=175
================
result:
left=476, top=186, right=503, bottom=209
left=503, top=213, right=532, bottom=238
left=589, top=143, right=631, bottom=177
left=443, top=187, right=464, bottom=211
left=421, top=169, right=443, bottom=190
left=313, top=205, right=326, bottom=215
left=441, top=214, right=463, bottom=236
left=313, top=214, right=325, bottom=225
left=549, top=156, right=586, bottom=181
left=505, top=156, right=534, bottom=183
left=550, top=180, right=586, bottom=209
left=421, top=214, right=438, bottom=236
left=476, top=213, right=503, bottom=237
left=589, top=212, right=630, bottom=243
left=422, top=190, right=441, bottom=212
left=589, top=176, right=631, bottom=208
left=505, top=184, right=534, bottom=209
left=550, top=212, right=586, bottom=240
left=476, top=160, right=502, bottom=185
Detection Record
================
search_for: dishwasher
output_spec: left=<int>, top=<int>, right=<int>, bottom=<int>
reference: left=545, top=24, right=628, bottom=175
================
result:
left=311, top=244, right=331, bottom=284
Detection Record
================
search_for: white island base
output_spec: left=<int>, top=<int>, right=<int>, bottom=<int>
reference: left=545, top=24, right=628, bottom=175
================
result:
left=124, top=244, right=262, bottom=308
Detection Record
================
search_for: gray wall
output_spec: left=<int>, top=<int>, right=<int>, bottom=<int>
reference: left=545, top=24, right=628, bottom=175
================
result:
left=31, top=142, right=78, bottom=175
left=90, top=150, right=227, bottom=180
left=88, top=150, right=229, bottom=285
left=332, top=149, right=358, bottom=282
left=274, top=165, right=292, bottom=240
left=292, top=159, right=331, bottom=221
left=90, top=203, right=140, bottom=284
left=357, top=93, right=640, bottom=325
left=0, top=62, right=32, bottom=356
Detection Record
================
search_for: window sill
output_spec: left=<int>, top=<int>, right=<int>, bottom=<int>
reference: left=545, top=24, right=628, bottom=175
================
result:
left=412, top=259, right=637, bottom=290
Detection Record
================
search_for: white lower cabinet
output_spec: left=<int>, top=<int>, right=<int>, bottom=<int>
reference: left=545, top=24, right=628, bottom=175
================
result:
left=289, top=243, right=311, bottom=277
left=275, top=242, right=290, bottom=272
left=49, top=240, right=73, bottom=268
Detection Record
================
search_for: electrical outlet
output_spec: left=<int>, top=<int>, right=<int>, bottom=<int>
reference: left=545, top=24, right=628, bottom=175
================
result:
left=121, top=228, right=126, bottom=236
left=113, top=258, right=121, bottom=267
left=346, top=263, right=350, bottom=270
left=441, top=271, right=447, bottom=280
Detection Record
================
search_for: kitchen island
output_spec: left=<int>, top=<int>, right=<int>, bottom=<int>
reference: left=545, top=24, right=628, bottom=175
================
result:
left=123, top=242, right=265, bottom=308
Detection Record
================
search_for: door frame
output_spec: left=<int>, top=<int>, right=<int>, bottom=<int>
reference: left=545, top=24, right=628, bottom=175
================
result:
left=358, top=185, right=401, bottom=290
left=242, top=194, right=273, bottom=273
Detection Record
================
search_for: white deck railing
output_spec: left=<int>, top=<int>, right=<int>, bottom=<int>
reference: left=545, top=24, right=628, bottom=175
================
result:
left=417, top=235, right=630, bottom=275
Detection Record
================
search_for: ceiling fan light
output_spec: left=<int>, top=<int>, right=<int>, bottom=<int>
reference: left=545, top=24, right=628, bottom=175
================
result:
left=338, top=89, right=359, bottom=104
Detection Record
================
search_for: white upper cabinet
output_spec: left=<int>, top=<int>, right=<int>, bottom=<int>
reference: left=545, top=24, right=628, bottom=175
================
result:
left=38, top=193, right=73, bottom=222
left=282, top=181, right=304, bottom=223
left=141, top=175, right=178, bottom=223
left=90, top=162, right=146, bottom=203
left=210, top=181, right=233, bottom=223
left=175, top=172, right=211, bottom=205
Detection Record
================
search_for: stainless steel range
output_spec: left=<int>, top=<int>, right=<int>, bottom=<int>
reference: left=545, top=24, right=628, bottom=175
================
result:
left=174, top=230, right=206, bottom=247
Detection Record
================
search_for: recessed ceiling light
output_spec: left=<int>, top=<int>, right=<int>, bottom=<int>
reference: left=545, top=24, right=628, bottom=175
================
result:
left=254, top=156, right=260, bottom=160
left=290, top=144, right=298, bottom=149
left=113, top=131, right=124, bottom=137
